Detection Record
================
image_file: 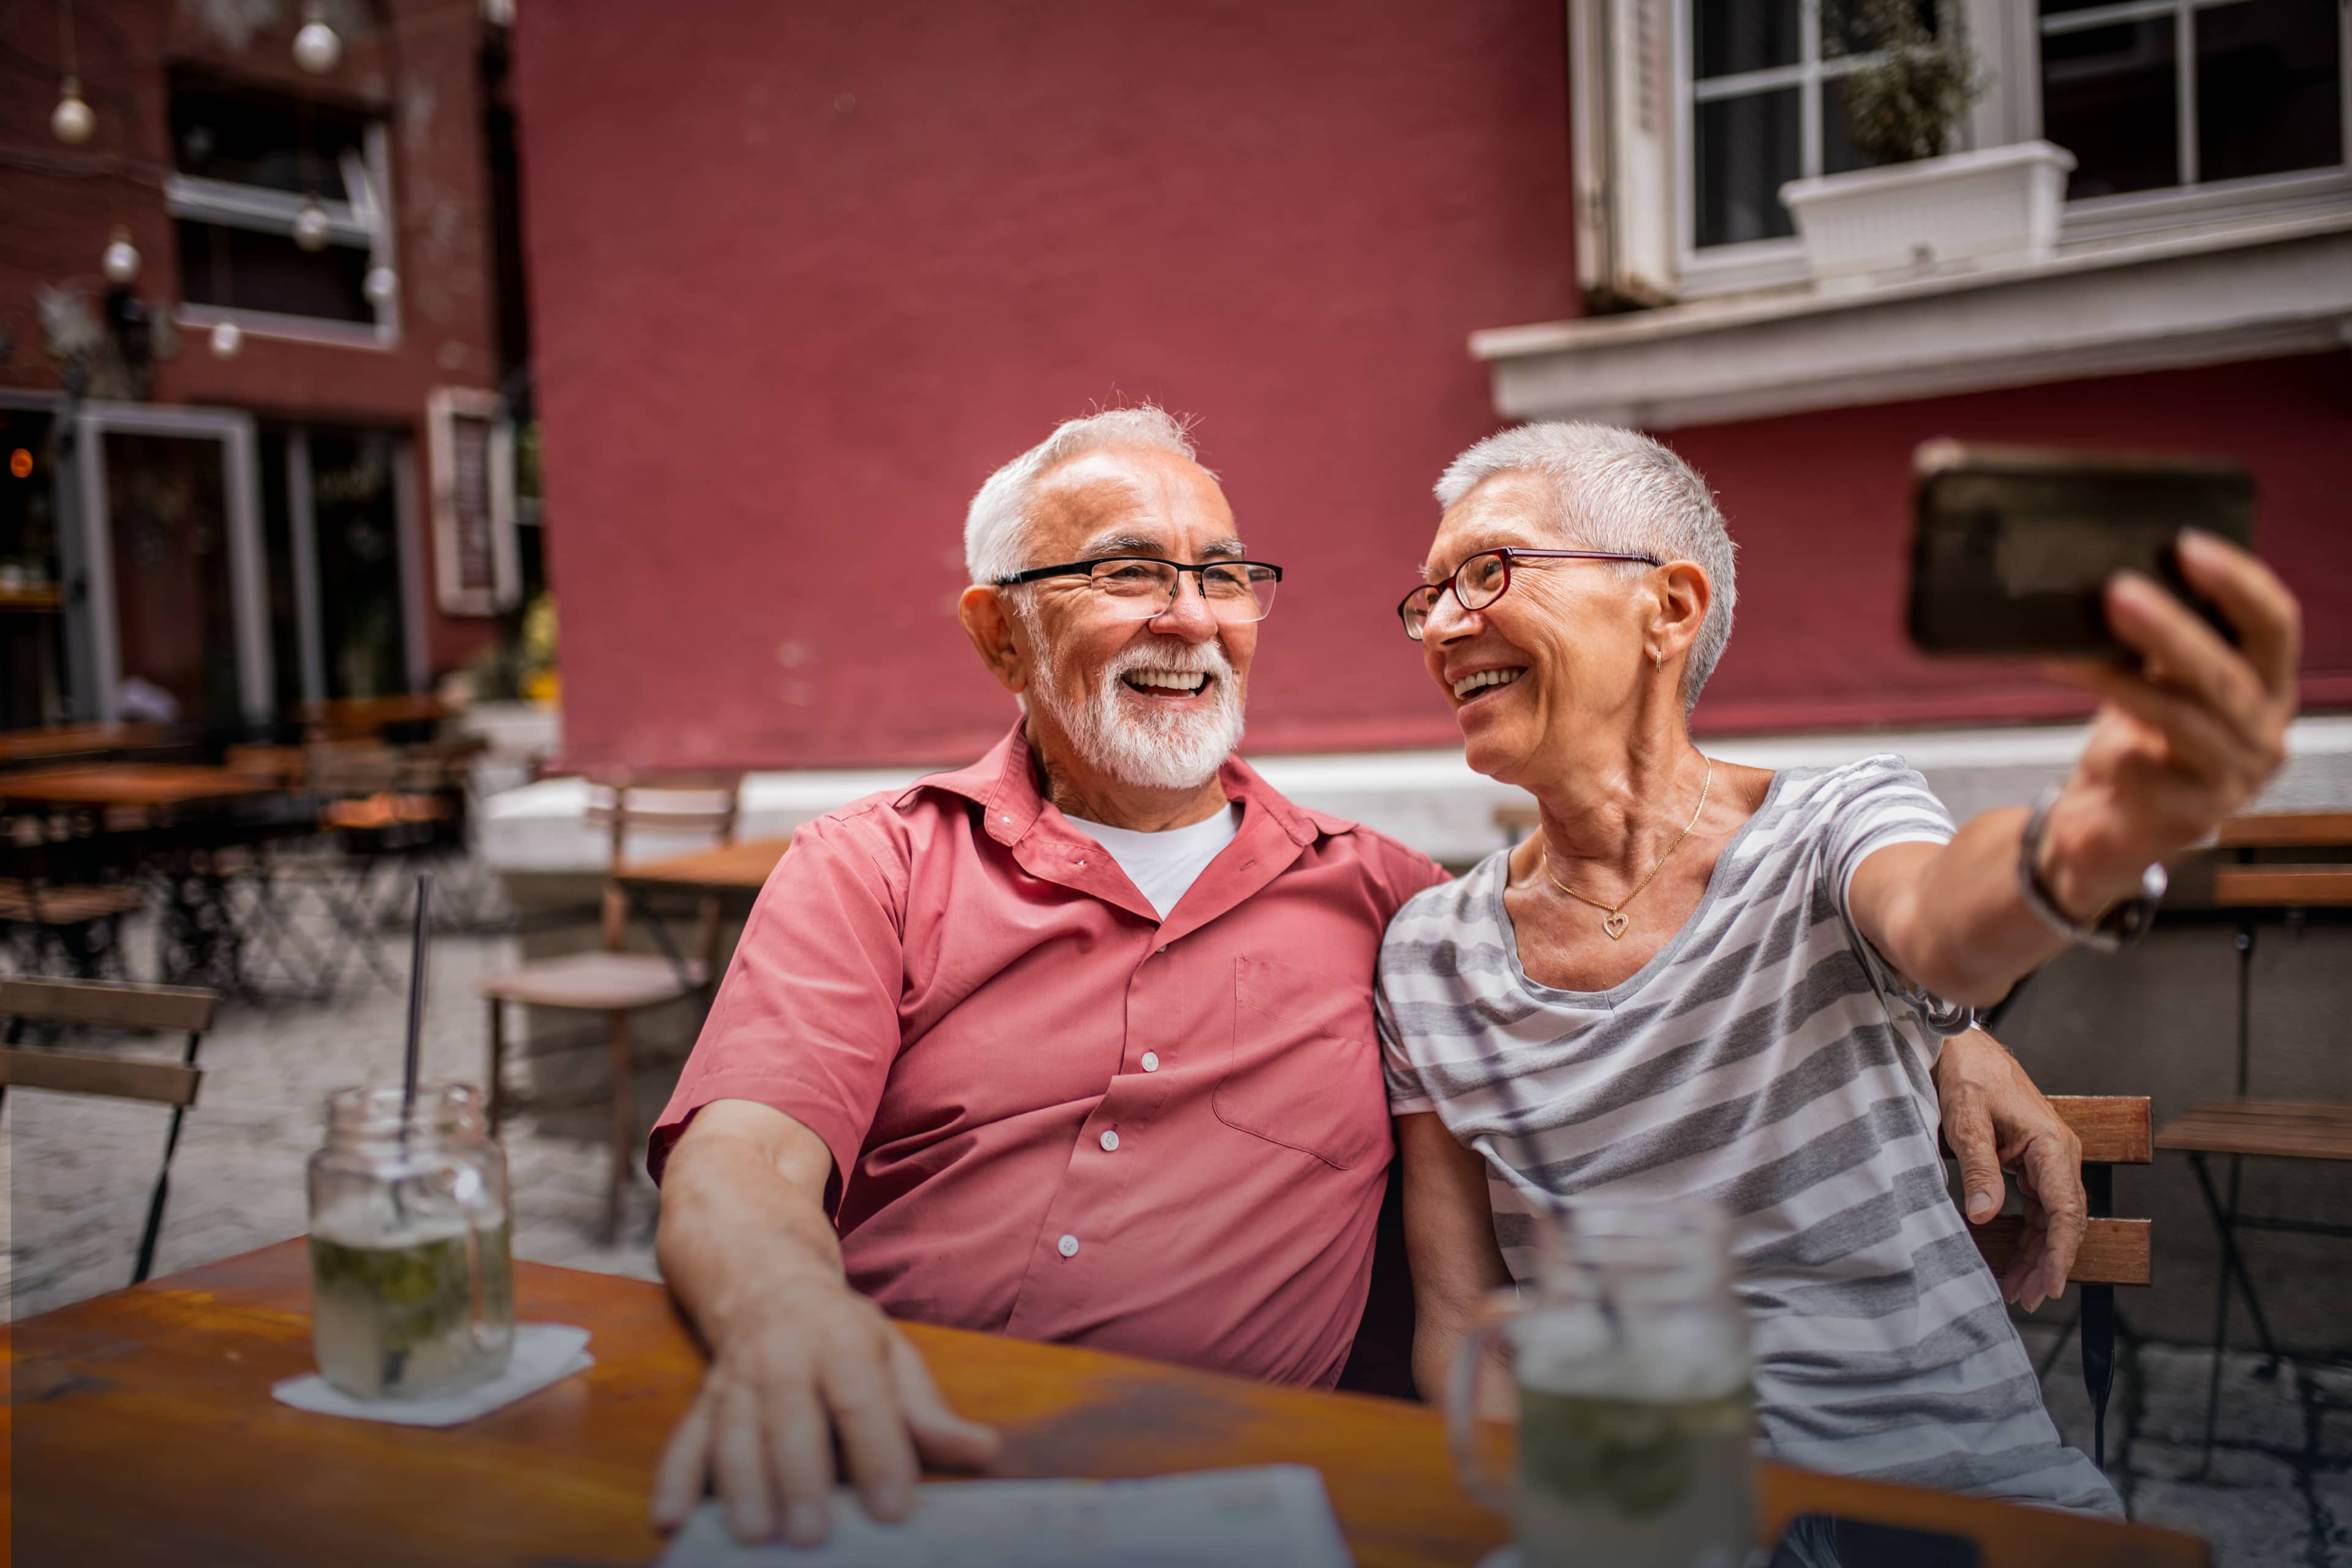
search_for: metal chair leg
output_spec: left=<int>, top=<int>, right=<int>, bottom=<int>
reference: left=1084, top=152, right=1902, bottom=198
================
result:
left=132, top=1027, right=206, bottom=1286
left=486, top=997, right=506, bottom=1135
left=604, top=1009, right=634, bottom=1246
left=2081, top=1284, right=2116, bottom=1470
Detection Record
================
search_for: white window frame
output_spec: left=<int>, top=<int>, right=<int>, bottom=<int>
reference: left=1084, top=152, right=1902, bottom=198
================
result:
left=426, top=388, right=521, bottom=619
left=1624, top=0, right=2352, bottom=301
left=167, top=121, right=401, bottom=349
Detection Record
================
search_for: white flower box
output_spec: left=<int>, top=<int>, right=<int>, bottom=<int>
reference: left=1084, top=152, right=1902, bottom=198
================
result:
left=1779, top=140, right=2076, bottom=293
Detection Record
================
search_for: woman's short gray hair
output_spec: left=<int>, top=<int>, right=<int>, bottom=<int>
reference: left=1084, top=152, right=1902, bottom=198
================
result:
left=1435, top=422, right=1736, bottom=714
left=965, top=405, right=1203, bottom=585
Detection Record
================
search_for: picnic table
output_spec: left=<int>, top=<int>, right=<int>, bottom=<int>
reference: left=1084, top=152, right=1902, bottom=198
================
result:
left=6, top=1240, right=2207, bottom=1567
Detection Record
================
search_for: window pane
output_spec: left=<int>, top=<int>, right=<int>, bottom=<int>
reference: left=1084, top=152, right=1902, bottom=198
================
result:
left=2197, top=0, right=2344, bottom=183
left=1695, top=88, right=1801, bottom=247
left=1696, top=0, right=1799, bottom=78
left=1822, top=77, right=1875, bottom=174
left=309, top=431, right=409, bottom=700
left=1822, top=0, right=1937, bottom=59
left=170, top=76, right=368, bottom=200
left=177, top=220, right=373, bottom=324
left=2038, top=0, right=2114, bottom=13
left=2041, top=20, right=2180, bottom=197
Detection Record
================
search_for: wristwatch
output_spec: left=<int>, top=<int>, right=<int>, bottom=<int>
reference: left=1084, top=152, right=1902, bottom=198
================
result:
left=2017, top=788, right=2168, bottom=952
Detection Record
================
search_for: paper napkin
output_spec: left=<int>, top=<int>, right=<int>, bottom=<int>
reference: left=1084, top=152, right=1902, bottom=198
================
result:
left=271, top=1322, right=593, bottom=1427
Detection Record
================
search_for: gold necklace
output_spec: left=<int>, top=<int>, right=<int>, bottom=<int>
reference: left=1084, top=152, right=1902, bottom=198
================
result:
left=1540, top=756, right=1713, bottom=941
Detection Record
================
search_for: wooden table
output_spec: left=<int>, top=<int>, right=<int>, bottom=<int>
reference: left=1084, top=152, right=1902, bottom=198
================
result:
left=6, top=1241, right=2205, bottom=1567
left=0, top=763, right=279, bottom=810
left=295, top=693, right=451, bottom=738
left=0, top=721, right=170, bottom=767
left=616, top=836, right=793, bottom=896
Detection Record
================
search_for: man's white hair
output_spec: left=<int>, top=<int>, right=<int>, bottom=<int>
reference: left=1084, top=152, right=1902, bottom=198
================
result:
left=1434, top=422, right=1737, bottom=714
left=965, top=405, right=1204, bottom=585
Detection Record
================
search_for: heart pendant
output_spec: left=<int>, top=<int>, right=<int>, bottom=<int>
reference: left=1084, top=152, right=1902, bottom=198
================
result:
left=1602, top=911, right=1630, bottom=940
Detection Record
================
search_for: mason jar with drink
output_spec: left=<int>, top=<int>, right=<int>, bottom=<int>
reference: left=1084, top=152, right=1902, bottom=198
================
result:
left=1447, top=1198, right=1755, bottom=1568
left=307, top=1081, right=515, bottom=1401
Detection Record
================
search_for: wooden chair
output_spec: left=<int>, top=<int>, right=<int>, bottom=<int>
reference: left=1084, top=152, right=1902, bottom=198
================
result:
left=0, top=977, right=217, bottom=1284
left=478, top=771, right=743, bottom=1243
left=1958, top=1095, right=2152, bottom=1471
left=2154, top=1098, right=2352, bottom=1467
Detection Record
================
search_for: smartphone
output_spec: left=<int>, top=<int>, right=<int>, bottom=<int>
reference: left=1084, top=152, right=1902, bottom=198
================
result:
left=1906, top=440, right=2256, bottom=658
left=1765, top=1512, right=1983, bottom=1567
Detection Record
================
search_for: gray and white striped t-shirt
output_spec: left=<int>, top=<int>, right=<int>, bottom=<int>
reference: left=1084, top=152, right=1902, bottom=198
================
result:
left=1377, top=757, right=2119, bottom=1515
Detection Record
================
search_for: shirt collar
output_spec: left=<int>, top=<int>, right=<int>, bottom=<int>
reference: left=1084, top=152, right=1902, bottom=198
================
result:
left=902, top=721, right=1325, bottom=851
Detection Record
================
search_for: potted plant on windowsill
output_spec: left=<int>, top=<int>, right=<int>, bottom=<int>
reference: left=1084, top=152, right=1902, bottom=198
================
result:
left=1779, top=0, right=2075, bottom=293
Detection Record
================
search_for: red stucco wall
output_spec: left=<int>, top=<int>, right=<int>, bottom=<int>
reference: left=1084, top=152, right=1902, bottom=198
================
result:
left=1675, top=351, right=2352, bottom=736
left=514, top=2, right=2351, bottom=770
left=514, top=0, right=1579, bottom=768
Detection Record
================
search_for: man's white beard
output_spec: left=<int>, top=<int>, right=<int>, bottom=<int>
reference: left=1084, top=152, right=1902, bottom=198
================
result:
left=1031, top=636, right=1246, bottom=793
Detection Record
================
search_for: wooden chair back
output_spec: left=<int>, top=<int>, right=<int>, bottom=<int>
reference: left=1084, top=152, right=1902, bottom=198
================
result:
left=0, top=976, right=218, bottom=1284
left=1964, top=1095, right=2153, bottom=1288
left=0, top=976, right=217, bottom=1035
left=585, top=772, right=744, bottom=957
left=0, top=1046, right=201, bottom=1107
left=1956, top=1093, right=2150, bottom=1471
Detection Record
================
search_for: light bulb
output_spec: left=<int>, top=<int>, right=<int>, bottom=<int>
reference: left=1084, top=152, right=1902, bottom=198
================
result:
left=363, top=265, right=397, bottom=304
left=293, top=20, right=342, bottom=74
left=51, top=78, right=94, bottom=145
left=293, top=197, right=331, bottom=252
left=209, top=320, right=243, bottom=358
left=101, top=230, right=140, bottom=285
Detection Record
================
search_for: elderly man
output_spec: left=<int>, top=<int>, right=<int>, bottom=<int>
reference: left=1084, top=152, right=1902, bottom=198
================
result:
left=644, top=407, right=2087, bottom=1545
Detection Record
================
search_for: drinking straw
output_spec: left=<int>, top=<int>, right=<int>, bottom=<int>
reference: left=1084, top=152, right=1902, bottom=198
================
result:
left=402, top=872, right=433, bottom=1123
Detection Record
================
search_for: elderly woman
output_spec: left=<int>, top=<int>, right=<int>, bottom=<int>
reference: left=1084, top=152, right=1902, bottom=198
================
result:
left=1380, top=423, right=2300, bottom=1513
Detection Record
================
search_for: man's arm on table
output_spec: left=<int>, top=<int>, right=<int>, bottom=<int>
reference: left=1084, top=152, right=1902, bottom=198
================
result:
left=1397, top=1111, right=1513, bottom=1400
left=1932, top=1028, right=2087, bottom=1313
left=649, top=1098, right=999, bottom=1545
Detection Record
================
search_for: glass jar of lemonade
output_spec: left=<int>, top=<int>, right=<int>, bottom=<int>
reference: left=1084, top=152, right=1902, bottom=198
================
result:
left=307, top=1082, right=514, bottom=1400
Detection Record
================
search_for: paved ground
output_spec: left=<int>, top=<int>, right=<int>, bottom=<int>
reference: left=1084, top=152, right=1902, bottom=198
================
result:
left=5, top=908, right=2346, bottom=1565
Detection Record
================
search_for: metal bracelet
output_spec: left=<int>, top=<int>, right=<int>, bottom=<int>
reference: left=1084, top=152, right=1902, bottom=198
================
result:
left=2016, top=788, right=2168, bottom=953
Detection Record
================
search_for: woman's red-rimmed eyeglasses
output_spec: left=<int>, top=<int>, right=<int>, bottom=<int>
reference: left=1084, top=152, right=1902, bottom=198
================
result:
left=1397, top=548, right=1661, bottom=641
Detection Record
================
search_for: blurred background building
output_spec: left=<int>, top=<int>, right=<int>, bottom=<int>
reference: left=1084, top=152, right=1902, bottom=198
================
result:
left=1, top=0, right=537, bottom=740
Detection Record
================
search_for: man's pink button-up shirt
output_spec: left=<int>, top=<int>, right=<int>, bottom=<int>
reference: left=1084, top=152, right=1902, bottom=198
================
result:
left=649, top=725, right=1446, bottom=1389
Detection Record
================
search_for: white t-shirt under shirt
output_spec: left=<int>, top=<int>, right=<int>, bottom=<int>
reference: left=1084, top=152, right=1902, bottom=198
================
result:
left=1062, top=804, right=1242, bottom=919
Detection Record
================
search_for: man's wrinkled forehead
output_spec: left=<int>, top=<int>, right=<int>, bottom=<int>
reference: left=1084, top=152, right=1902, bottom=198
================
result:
left=1029, top=448, right=1245, bottom=560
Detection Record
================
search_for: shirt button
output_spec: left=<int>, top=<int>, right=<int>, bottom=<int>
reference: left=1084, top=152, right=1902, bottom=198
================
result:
left=1140, top=1052, right=1159, bottom=1072
left=1099, top=1130, right=1120, bottom=1152
left=1057, top=1234, right=1080, bottom=1258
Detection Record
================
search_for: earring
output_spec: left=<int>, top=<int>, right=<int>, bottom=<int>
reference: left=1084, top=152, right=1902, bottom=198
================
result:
left=1651, top=649, right=1662, bottom=670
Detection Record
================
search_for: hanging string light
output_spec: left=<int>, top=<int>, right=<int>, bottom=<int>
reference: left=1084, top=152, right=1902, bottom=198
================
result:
left=51, top=0, right=92, bottom=144
left=293, top=0, right=343, bottom=74
left=100, top=226, right=140, bottom=285
left=293, top=195, right=331, bottom=251
left=209, top=320, right=243, bottom=358
left=363, top=265, right=398, bottom=305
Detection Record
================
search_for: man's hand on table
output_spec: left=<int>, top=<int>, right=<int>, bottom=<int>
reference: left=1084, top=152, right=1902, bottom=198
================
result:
left=649, top=1100, right=1000, bottom=1545
left=1935, top=1028, right=2086, bottom=1314
left=649, top=1273, right=1000, bottom=1544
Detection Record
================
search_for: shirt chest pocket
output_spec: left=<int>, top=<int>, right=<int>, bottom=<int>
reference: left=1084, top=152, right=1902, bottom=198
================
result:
left=1212, top=955, right=1389, bottom=1171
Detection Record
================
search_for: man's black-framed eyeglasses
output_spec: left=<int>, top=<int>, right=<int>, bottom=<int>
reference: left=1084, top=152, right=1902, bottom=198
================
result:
left=997, top=556, right=1284, bottom=624
left=1396, top=547, right=1662, bottom=641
